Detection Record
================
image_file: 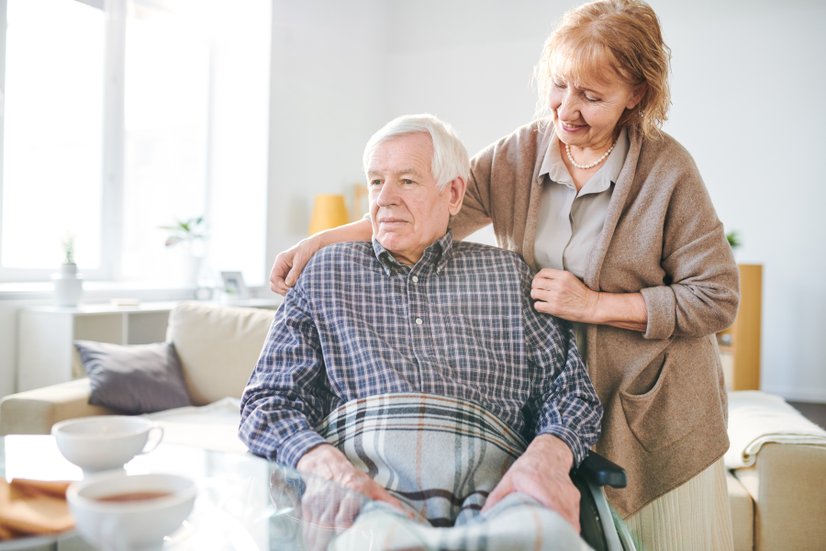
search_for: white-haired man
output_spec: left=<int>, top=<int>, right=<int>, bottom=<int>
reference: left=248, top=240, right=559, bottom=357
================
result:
left=240, top=114, right=602, bottom=549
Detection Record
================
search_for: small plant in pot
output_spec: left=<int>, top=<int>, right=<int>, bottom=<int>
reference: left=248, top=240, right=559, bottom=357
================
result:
left=159, top=216, right=208, bottom=290
left=54, top=234, right=83, bottom=306
left=726, top=230, right=742, bottom=251
left=61, top=235, right=77, bottom=273
left=160, top=216, right=207, bottom=248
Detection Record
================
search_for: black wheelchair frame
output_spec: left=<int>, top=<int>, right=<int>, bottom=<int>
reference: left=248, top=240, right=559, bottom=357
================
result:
left=572, top=451, right=635, bottom=551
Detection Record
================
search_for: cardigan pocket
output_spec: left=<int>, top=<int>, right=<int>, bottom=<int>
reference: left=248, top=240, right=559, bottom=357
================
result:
left=619, top=351, right=703, bottom=453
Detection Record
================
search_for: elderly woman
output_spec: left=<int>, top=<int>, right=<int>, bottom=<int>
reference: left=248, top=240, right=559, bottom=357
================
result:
left=270, top=0, right=738, bottom=548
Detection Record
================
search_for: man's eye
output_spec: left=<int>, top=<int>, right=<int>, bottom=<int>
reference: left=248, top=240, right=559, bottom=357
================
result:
left=402, top=179, right=415, bottom=185
left=369, top=179, right=382, bottom=186
left=553, top=81, right=567, bottom=89
left=585, top=95, right=600, bottom=102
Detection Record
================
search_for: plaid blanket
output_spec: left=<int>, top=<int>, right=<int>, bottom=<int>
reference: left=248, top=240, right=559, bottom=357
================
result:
left=316, top=393, right=589, bottom=550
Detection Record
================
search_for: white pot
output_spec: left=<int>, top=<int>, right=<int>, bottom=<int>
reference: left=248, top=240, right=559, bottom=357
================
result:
left=53, top=262, right=84, bottom=307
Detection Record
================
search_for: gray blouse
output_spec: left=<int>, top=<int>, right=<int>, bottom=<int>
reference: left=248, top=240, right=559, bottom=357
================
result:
left=534, top=128, right=629, bottom=355
left=534, top=127, right=629, bottom=278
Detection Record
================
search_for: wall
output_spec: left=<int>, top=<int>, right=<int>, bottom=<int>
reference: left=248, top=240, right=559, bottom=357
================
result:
left=3, top=1, right=824, bottom=401
left=265, top=0, right=389, bottom=258
left=266, top=0, right=826, bottom=401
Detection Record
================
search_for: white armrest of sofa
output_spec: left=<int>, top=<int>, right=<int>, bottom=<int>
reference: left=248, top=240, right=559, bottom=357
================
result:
left=727, top=391, right=826, bottom=551
left=0, top=378, right=111, bottom=435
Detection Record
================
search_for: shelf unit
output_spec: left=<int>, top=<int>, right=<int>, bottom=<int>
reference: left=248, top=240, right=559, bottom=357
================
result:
left=717, top=264, right=763, bottom=391
left=16, top=302, right=177, bottom=392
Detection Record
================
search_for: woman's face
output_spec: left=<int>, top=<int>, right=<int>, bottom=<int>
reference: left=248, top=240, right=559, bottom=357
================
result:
left=549, top=68, right=643, bottom=150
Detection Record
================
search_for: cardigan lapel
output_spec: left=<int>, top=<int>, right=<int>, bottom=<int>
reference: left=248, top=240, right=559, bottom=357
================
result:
left=522, top=120, right=556, bottom=269
left=583, top=126, right=644, bottom=290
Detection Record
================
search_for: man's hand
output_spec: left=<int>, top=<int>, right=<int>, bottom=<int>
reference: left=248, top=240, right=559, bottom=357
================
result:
left=296, top=444, right=407, bottom=511
left=482, top=434, right=580, bottom=532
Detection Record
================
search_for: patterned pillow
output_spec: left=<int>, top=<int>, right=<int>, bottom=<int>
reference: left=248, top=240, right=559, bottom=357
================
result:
left=74, top=340, right=191, bottom=414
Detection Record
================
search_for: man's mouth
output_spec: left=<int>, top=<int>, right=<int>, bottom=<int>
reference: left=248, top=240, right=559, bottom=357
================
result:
left=379, top=218, right=408, bottom=226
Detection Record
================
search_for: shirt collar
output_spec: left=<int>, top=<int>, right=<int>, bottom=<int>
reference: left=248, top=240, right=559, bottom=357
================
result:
left=539, top=126, right=629, bottom=195
left=372, top=231, right=454, bottom=276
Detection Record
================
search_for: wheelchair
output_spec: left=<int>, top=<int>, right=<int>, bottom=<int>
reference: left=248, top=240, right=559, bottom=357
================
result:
left=268, top=450, right=636, bottom=550
left=572, top=451, right=636, bottom=551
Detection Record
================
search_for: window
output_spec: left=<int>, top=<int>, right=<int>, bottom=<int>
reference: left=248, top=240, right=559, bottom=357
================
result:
left=1, top=0, right=105, bottom=277
left=0, top=0, right=270, bottom=287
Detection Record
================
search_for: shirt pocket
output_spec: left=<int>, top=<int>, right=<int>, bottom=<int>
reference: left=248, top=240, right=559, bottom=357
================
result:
left=619, top=350, right=703, bottom=452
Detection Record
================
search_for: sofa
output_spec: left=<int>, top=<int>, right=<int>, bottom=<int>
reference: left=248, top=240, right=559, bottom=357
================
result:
left=2, top=300, right=825, bottom=550
left=0, top=301, right=275, bottom=453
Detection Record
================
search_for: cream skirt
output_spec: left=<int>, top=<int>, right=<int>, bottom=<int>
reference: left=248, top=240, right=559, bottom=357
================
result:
left=623, top=457, right=733, bottom=550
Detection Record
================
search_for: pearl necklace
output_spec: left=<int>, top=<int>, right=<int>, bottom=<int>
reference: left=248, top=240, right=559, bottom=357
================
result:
left=565, top=142, right=615, bottom=170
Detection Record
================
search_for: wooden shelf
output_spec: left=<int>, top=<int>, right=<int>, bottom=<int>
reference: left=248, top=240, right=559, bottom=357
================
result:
left=718, top=264, right=762, bottom=391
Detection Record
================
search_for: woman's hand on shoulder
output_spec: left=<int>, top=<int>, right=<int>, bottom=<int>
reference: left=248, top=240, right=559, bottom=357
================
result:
left=269, top=236, right=323, bottom=295
left=270, top=218, right=374, bottom=295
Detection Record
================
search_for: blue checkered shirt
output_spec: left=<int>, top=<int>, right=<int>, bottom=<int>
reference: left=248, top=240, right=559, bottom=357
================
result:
left=240, top=233, right=602, bottom=468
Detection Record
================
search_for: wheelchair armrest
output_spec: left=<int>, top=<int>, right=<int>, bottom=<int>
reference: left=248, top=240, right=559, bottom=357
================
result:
left=574, top=451, right=627, bottom=489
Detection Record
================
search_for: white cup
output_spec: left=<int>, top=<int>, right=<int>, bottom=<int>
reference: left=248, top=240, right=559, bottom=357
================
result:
left=68, top=471, right=196, bottom=550
left=52, top=416, right=164, bottom=475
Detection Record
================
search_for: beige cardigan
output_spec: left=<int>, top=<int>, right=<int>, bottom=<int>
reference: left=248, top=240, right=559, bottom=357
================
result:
left=453, top=121, right=740, bottom=517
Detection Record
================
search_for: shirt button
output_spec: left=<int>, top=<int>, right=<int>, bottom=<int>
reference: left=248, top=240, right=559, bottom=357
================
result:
left=415, top=318, right=423, bottom=325
left=411, top=276, right=419, bottom=283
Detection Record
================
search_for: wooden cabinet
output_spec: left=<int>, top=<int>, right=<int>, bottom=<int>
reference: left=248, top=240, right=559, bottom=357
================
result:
left=16, top=302, right=176, bottom=392
left=718, top=264, right=763, bottom=390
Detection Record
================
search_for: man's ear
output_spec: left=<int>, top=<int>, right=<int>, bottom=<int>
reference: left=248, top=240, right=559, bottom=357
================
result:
left=446, top=176, right=467, bottom=216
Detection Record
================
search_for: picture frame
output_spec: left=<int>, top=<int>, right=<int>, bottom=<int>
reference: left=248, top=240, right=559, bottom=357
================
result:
left=220, top=271, right=249, bottom=299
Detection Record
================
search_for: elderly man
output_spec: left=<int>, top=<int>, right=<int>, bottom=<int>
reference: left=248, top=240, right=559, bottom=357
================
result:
left=240, top=114, right=602, bottom=548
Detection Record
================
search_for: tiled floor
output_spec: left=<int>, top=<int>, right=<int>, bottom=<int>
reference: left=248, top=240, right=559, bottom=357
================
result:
left=788, top=401, right=826, bottom=429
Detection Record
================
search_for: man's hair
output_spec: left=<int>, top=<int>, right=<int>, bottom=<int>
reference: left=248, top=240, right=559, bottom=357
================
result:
left=362, top=114, right=470, bottom=190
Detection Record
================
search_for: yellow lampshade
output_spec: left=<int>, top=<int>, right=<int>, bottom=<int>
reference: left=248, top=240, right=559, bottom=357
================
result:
left=308, top=194, right=349, bottom=235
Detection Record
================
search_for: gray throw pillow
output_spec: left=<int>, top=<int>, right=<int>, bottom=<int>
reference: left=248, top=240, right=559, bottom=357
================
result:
left=74, top=340, right=192, bottom=414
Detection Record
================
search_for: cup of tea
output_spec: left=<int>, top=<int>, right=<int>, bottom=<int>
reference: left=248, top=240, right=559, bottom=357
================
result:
left=52, top=416, right=164, bottom=475
left=67, top=472, right=197, bottom=550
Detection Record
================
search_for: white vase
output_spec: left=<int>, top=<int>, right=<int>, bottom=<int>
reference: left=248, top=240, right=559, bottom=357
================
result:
left=53, top=262, right=84, bottom=307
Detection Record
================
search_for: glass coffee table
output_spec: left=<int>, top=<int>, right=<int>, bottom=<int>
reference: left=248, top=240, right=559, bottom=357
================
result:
left=0, top=435, right=425, bottom=550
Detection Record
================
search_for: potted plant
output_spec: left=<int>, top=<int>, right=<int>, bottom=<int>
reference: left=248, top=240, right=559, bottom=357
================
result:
left=160, top=216, right=208, bottom=289
left=160, top=216, right=207, bottom=248
left=726, top=230, right=742, bottom=251
left=53, top=235, right=83, bottom=306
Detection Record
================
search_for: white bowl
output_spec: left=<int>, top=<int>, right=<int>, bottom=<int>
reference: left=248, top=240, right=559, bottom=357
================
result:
left=67, top=472, right=196, bottom=550
left=52, top=416, right=163, bottom=474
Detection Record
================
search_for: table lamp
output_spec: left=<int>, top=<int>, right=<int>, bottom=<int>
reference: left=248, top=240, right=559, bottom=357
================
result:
left=308, top=194, right=349, bottom=235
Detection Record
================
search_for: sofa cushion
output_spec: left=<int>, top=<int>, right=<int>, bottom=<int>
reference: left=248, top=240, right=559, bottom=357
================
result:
left=166, top=301, right=275, bottom=405
left=144, top=397, right=247, bottom=454
left=75, top=340, right=192, bottom=414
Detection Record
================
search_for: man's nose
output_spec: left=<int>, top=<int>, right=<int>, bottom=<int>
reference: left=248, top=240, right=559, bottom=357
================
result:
left=376, top=182, right=400, bottom=206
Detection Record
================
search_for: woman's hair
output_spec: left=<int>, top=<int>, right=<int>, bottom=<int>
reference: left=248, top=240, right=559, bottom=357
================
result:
left=362, top=114, right=470, bottom=190
left=535, top=0, right=671, bottom=139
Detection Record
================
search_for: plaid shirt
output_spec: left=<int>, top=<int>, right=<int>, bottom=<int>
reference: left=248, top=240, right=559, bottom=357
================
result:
left=240, top=233, right=602, bottom=468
